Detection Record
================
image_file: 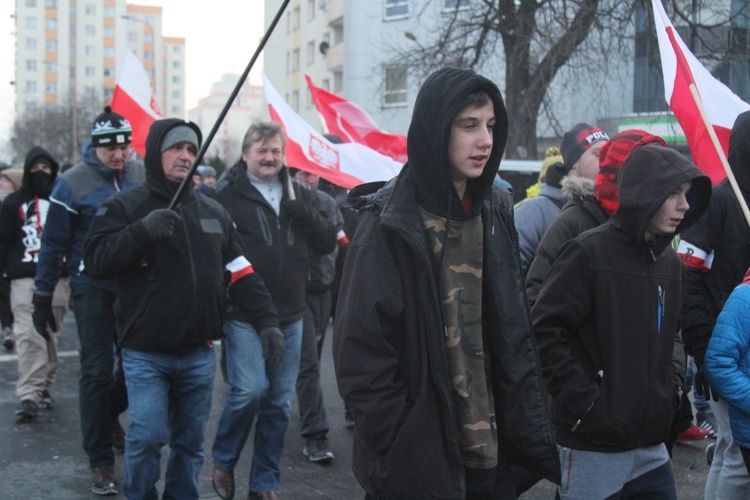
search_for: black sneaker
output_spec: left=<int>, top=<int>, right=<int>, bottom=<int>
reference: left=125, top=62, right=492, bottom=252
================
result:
left=697, top=408, right=718, bottom=438
left=90, top=465, right=118, bottom=495
left=303, top=433, right=334, bottom=463
left=706, top=442, right=716, bottom=466
left=112, top=419, right=126, bottom=453
left=15, top=399, right=38, bottom=423
left=40, top=390, right=55, bottom=410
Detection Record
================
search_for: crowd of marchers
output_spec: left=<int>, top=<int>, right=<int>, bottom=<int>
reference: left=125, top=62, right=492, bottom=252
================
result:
left=2, top=66, right=750, bottom=499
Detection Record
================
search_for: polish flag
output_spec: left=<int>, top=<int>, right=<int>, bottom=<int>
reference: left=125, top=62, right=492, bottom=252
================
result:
left=262, top=72, right=402, bottom=190
left=652, top=0, right=750, bottom=185
left=305, top=75, right=408, bottom=164
left=111, top=50, right=162, bottom=156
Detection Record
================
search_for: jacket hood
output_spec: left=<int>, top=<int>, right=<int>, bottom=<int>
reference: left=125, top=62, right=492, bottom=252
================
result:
left=561, top=175, right=595, bottom=201
left=407, top=67, right=508, bottom=219
left=22, top=146, right=59, bottom=193
left=729, top=110, right=750, bottom=192
left=144, top=118, right=203, bottom=200
left=613, top=144, right=711, bottom=251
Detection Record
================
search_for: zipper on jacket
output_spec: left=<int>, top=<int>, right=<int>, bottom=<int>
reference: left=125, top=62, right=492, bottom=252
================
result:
left=657, top=285, right=664, bottom=333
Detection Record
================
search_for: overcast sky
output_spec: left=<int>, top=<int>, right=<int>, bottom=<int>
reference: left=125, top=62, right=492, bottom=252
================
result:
left=0, top=1, right=267, bottom=156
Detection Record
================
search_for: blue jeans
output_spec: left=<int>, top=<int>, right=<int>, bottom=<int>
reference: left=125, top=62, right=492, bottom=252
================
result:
left=212, top=319, right=303, bottom=492
left=72, top=284, right=128, bottom=468
left=122, top=346, right=215, bottom=500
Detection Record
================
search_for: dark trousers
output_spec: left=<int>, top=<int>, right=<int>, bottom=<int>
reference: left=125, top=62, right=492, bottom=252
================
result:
left=740, top=445, right=750, bottom=475
left=72, top=284, right=128, bottom=468
left=0, top=276, right=12, bottom=329
left=295, top=289, right=331, bottom=438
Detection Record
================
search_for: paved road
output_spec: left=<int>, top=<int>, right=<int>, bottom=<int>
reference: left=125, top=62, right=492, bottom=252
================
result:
left=0, top=311, right=713, bottom=498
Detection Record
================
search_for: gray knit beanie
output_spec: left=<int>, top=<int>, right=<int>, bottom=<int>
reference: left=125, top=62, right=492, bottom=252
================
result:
left=161, top=125, right=199, bottom=153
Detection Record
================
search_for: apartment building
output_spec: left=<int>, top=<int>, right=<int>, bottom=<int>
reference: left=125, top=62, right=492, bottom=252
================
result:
left=14, top=0, right=185, bottom=119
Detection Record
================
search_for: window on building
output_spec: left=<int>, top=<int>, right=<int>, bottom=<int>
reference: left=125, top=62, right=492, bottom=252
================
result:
left=26, top=38, right=37, bottom=50
left=26, top=60, right=37, bottom=71
left=173, top=61, right=182, bottom=69
left=26, top=17, right=37, bottom=29
left=26, top=0, right=36, bottom=7
left=144, top=33, right=153, bottom=43
left=293, top=6, right=301, bottom=29
left=292, top=49, right=300, bottom=71
left=286, top=11, right=291, bottom=33
left=45, top=39, right=57, bottom=51
left=172, top=106, right=181, bottom=114
left=172, top=75, right=181, bottom=83
left=144, top=15, right=154, bottom=25
left=26, top=81, right=37, bottom=93
left=84, top=4, right=95, bottom=15
left=443, top=0, right=469, bottom=10
left=104, top=47, right=115, bottom=57
left=307, top=41, right=315, bottom=65
left=307, top=0, right=316, bottom=21
left=104, top=68, right=115, bottom=78
left=85, top=45, right=95, bottom=56
left=104, top=27, right=114, bottom=38
left=173, top=46, right=182, bottom=54
left=292, top=90, right=300, bottom=111
left=45, top=82, right=57, bottom=93
left=172, top=91, right=180, bottom=99
left=334, top=71, right=343, bottom=93
left=384, top=65, right=408, bottom=106
left=104, top=88, right=114, bottom=99
left=44, top=61, right=56, bottom=72
left=128, top=32, right=137, bottom=42
left=332, top=24, right=344, bottom=44
left=103, top=6, right=115, bottom=17
left=45, top=0, right=57, bottom=7
left=85, top=66, right=95, bottom=77
left=322, top=78, right=330, bottom=91
left=385, top=0, right=409, bottom=19
left=45, top=18, right=57, bottom=30
left=85, top=25, right=95, bottom=36
left=84, top=85, right=96, bottom=97
left=306, top=87, right=313, bottom=108
left=144, top=51, right=153, bottom=61
left=286, top=52, right=291, bottom=75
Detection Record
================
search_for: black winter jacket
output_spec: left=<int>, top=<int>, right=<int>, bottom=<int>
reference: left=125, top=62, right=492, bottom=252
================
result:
left=679, top=111, right=750, bottom=365
left=211, top=162, right=336, bottom=323
left=333, top=68, right=559, bottom=498
left=0, top=147, right=59, bottom=280
left=84, top=119, right=278, bottom=353
left=532, top=145, right=711, bottom=451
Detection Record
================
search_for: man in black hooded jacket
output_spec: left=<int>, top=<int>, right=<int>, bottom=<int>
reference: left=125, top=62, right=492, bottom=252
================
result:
left=333, top=67, right=560, bottom=498
left=84, top=119, right=280, bottom=499
left=0, top=146, right=69, bottom=423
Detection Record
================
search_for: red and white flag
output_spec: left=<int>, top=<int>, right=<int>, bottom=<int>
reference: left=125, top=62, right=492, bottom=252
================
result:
left=652, top=0, right=750, bottom=185
left=262, top=72, right=402, bottom=190
left=111, top=50, right=162, bottom=156
left=305, top=75, right=408, bottom=164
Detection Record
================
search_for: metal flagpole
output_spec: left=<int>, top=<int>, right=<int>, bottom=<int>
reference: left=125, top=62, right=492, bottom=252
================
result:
left=169, top=0, right=291, bottom=210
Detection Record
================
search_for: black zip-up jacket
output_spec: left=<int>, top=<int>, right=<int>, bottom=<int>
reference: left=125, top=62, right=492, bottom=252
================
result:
left=679, top=110, right=750, bottom=366
left=0, top=147, right=59, bottom=281
left=333, top=68, right=559, bottom=498
left=211, top=162, right=336, bottom=323
left=532, top=145, right=711, bottom=452
left=84, top=119, right=279, bottom=353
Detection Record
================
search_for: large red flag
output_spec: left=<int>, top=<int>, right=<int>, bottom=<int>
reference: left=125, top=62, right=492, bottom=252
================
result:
left=652, top=0, right=750, bottom=185
left=262, top=72, right=401, bottom=190
left=111, top=50, right=162, bottom=156
left=305, top=75, right=408, bottom=164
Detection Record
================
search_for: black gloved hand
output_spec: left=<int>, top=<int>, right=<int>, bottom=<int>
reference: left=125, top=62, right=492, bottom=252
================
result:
left=32, top=293, right=55, bottom=341
left=695, top=366, right=719, bottom=402
left=283, top=199, right=312, bottom=225
left=259, top=326, right=285, bottom=368
left=141, top=209, right=182, bottom=241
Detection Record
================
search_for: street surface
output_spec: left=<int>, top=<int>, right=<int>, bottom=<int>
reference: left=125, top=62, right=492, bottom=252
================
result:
left=0, top=310, right=712, bottom=498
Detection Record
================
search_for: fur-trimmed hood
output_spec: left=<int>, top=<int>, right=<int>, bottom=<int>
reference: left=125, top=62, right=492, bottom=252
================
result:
left=561, top=175, right=595, bottom=201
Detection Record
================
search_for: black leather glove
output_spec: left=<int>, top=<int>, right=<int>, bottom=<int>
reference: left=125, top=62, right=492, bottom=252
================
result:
left=32, top=293, right=55, bottom=341
left=259, top=326, right=285, bottom=368
left=695, top=366, right=719, bottom=402
left=283, top=199, right=312, bottom=225
left=141, top=209, right=182, bottom=241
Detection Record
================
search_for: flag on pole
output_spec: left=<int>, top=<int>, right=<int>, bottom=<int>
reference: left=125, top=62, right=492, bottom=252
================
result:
left=652, top=0, right=750, bottom=185
left=262, top=72, right=402, bottom=189
left=305, top=74, right=408, bottom=164
left=111, top=50, right=162, bottom=156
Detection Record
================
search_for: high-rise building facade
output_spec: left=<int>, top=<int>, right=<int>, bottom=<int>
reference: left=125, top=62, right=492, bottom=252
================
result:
left=14, top=0, right=184, bottom=118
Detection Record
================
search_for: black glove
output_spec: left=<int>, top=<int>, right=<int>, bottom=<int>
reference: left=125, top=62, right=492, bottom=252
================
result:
left=141, top=209, right=182, bottom=241
left=283, top=199, right=312, bottom=225
left=259, top=326, right=285, bottom=368
left=695, top=366, right=719, bottom=402
left=32, top=293, right=55, bottom=341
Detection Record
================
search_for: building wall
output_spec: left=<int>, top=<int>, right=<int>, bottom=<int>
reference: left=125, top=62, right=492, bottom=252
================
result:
left=14, top=0, right=184, bottom=118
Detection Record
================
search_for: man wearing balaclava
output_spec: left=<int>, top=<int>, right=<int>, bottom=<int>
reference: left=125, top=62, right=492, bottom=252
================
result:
left=332, top=67, right=560, bottom=498
left=33, top=106, right=143, bottom=495
left=84, top=118, right=280, bottom=500
left=0, top=146, right=70, bottom=425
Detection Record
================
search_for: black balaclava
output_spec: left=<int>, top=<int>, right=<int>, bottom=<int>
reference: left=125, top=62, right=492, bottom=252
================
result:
left=22, top=146, right=59, bottom=198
